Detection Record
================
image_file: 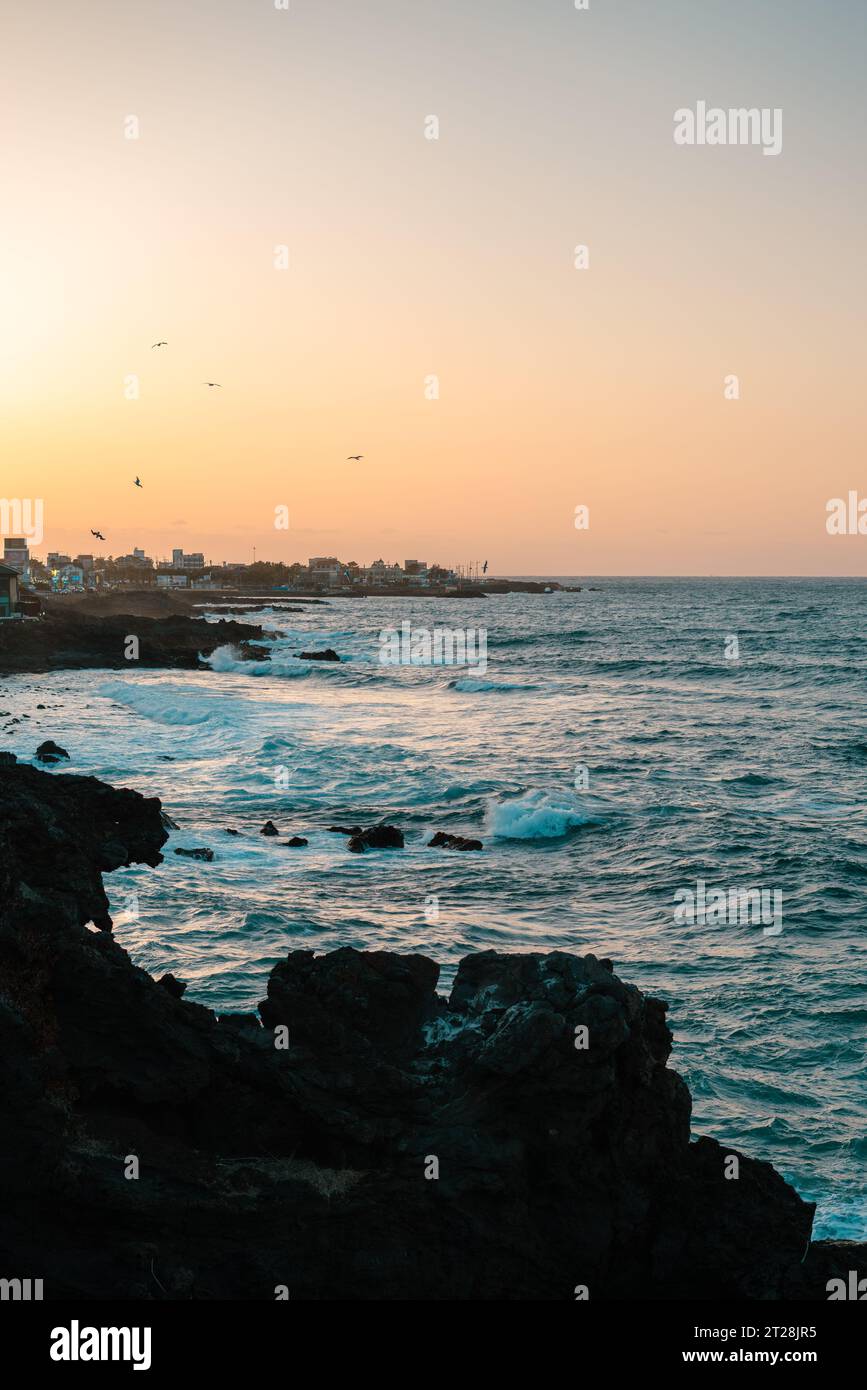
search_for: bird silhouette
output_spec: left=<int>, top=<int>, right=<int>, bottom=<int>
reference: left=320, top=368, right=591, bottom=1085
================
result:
left=346, top=454, right=363, bottom=461
left=91, top=530, right=106, bottom=541
left=134, top=477, right=143, bottom=488
left=151, top=341, right=167, bottom=349
left=203, top=381, right=222, bottom=388
left=483, top=560, right=488, bottom=574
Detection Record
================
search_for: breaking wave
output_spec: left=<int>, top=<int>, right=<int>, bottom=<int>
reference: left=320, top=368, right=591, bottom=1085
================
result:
left=486, top=789, right=600, bottom=839
left=207, top=645, right=317, bottom=677
left=97, top=680, right=234, bottom=726
left=448, top=675, right=536, bottom=693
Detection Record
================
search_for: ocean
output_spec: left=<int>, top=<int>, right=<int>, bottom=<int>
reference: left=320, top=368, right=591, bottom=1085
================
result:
left=4, top=577, right=866, bottom=1241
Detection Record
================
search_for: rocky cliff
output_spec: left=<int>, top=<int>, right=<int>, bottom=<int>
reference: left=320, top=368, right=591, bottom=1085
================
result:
left=0, top=757, right=862, bottom=1299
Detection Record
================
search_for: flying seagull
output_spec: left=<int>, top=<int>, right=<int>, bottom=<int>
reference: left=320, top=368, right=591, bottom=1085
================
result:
left=203, top=381, right=222, bottom=388
left=91, top=529, right=106, bottom=541
left=346, top=454, right=363, bottom=461
left=151, top=341, right=167, bottom=349
left=134, top=477, right=143, bottom=488
left=482, top=560, right=488, bottom=574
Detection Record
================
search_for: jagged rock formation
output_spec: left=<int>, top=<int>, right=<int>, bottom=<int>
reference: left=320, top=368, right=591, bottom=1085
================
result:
left=0, top=759, right=862, bottom=1300
left=428, top=830, right=483, bottom=850
left=35, top=739, right=70, bottom=763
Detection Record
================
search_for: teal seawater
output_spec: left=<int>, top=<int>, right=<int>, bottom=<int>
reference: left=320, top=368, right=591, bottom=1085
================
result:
left=4, top=577, right=866, bottom=1240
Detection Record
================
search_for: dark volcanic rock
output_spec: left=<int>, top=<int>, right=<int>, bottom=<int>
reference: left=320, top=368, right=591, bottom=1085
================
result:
left=284, top=836, right=308, bottom=847
left=0, top=757, right=165, bottom=937
left=428, top=831, right=483, bottom=851
left=237, top=642, right=270, bottom=662
left=160, top=810, right=181, bottom=830
left=346, top=825, right=405, bottom=853
left=0, top=611, right=266, bottom=674
left=260, top=820, right=280, bottom=836
left=297, top=648, right=340, bottom=662
left=327, top=824, right=363, bottom=836
left=0, top=759, right=861, bottom=1301
left=157, top=973, right=187, bottom=999
left=174, top=846, right=214, bottom=861
left=36, top=740, right=70, bottom=763
left=218, top=1013, right=261, bottom=1032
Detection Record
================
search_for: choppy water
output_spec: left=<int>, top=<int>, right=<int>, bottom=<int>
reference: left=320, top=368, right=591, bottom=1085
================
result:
left=3, top=577, right=866, bottom=1241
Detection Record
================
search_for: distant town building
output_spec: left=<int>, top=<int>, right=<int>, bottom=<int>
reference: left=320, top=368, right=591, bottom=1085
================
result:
left=74, top=554, right=94, bottom=572
left=362, top=558, right=403, bottom=584
left=427, top=564, right=456, bottom=584
left=47, top=552, right=72, bottom=570
left=116, top=551, right=154, bottom=569
left=3, top=537, right=30, bottom=580
left=156, top=573, right=189, bottom=587
left=161, top=549, right=205, bottom=570
left=308, top=556, right=342, bottom=586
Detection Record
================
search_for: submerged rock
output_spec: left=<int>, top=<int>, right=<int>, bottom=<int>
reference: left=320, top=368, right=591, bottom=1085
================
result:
left=0, top=759, right=861, bottom=1301
left=284, top=836, right=309, bottom=847
left=297, top=648, right=340, bottom=662
left=260, top=821, right=280, bottom=836
left=174, top=846, right=214, bottom=861
left=428, top=831, right=483, bottom=851
left=36, top=739, right=69, bottom=763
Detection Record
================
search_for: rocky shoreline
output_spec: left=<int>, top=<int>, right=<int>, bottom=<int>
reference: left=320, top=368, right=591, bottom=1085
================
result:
left=0, top=757, right=863, bottom=1299
left=0, top=609, right=266, bottom=674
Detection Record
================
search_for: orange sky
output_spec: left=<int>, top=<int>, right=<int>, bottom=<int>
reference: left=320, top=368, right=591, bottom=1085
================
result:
left=2, top=0, right=866, bottom=574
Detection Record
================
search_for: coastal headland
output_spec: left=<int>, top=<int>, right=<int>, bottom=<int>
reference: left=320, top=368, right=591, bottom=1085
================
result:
left=0, top=598, right=268, bottom=674
left=0, top=586, right=571, bottom=674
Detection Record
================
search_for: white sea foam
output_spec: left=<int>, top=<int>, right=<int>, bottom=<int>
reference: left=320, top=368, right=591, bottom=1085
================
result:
left=487, top=789, right=596, bottom=839
left=98, top=680, right=229, bottom=726
left=204, top=644, right=309, bottom=678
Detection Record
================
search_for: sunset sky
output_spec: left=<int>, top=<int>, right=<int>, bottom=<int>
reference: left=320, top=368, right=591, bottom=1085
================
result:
left=2, top=0, right=866, bottom=574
